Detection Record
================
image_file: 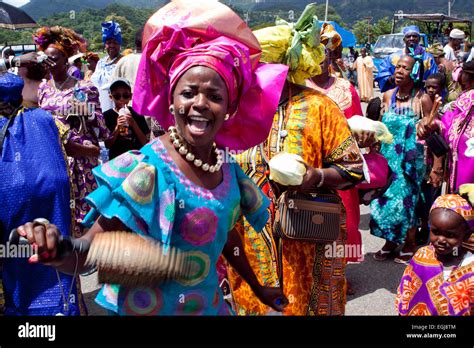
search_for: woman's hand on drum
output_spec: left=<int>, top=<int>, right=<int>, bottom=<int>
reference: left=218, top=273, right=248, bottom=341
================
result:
left=254, top=285, right=289, bottom=312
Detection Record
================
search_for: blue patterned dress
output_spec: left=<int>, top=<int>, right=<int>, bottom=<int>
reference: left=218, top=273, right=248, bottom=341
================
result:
left=370, top=91, right=426, bottom=244
left=83, top=137, right=269, bottom=315
left=0, top=108, right=85, bottom=315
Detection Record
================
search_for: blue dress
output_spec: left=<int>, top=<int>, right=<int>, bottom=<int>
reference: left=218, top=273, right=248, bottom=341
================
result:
left=83, top=137, right=270, bottom=315
left=375, top=50, right=438, bottom=92
left=370, top=92, right=426, bottom=244
left=0, top=108, right=85, bottom=315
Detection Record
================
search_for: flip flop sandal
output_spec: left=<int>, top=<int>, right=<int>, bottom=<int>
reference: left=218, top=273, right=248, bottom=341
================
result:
left=394, top=251, right=414, bottom=265
left=373, top=249, right=394, bottom=261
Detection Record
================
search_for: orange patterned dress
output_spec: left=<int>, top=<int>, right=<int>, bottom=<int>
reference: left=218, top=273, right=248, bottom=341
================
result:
left=227, top=88, right=364, bottom=315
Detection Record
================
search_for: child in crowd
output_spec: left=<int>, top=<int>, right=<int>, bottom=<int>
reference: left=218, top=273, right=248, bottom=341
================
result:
left=396, top=186, right=474, bottom=316
left=415, top=73, right=448, bottom=246
left=103, top=78, right=150, bottom=159
left=424, top=73, right=447, bottom=103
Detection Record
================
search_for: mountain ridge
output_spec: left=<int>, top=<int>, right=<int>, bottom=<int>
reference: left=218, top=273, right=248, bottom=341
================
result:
left=20, top=0, right=474, bottom=25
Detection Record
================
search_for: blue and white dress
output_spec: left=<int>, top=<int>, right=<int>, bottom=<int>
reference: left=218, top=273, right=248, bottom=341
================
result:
left=84, top=137, right=269, bottom=315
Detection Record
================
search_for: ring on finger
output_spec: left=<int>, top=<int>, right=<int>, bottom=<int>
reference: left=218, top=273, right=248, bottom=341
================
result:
left=33, top=218, right=50, bottom=230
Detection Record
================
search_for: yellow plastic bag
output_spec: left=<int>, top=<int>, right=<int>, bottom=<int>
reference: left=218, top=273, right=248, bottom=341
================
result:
left=269, top=152, right=307, bottom=186
left=347, top=115, right=394, bottom=144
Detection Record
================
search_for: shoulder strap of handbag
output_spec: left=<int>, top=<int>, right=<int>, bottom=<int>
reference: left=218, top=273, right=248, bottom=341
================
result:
left=0, top=108, right=20, bottom=156
left=262, top=87, right=293, bottom=167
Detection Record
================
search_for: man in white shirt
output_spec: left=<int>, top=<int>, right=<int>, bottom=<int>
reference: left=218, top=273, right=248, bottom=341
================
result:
left=443, top=28, right=465, bottom=62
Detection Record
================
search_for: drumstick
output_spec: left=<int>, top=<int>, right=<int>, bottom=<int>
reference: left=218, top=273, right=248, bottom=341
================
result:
left=427, top=94, right=442, bottom=125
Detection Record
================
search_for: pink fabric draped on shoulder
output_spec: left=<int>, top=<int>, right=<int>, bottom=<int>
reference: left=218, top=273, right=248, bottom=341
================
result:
left=441, top=89, right=474, bottom=191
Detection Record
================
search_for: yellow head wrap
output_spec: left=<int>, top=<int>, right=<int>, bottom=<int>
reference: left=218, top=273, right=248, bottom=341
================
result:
left=253, top=3, right=325, bottom=85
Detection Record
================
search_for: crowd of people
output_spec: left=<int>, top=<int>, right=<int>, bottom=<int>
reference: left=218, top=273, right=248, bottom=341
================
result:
left=0, top=0, right=472, bottom=317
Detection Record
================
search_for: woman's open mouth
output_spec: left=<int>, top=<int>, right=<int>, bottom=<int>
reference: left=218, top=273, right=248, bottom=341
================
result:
left=187, top=115, right=212, bottom=136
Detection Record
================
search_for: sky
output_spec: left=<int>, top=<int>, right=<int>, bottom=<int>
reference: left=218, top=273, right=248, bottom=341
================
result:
left=3, top=0, right=31, bottom=8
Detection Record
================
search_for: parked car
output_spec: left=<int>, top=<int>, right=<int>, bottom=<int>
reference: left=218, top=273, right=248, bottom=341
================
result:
left=1, top=44, right=37, bottom=58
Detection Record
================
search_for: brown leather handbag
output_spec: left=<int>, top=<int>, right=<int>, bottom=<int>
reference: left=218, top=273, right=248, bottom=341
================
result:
left=273, top=190, right=342, bottom=243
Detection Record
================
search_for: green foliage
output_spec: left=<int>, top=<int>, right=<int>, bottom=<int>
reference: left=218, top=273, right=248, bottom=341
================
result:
left=0, top=3, right=155, bottom=51
left=243, top=4, right=346, bottom=29
left=2, top=0, right=473, bottom=50
left=353, top=17, right=394, bottom=44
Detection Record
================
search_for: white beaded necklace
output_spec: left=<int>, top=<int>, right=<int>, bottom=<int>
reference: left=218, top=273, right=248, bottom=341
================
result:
left=168, top=126, right=223, bottom=173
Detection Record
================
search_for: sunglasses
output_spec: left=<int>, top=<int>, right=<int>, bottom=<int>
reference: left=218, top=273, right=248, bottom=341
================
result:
left=111, top=93, right=132, bottom=100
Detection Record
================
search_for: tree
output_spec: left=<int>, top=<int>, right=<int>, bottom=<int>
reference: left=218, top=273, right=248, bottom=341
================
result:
left=373, top=17, right=392, bottom=37
left=353, top=16, right=392, bottom=45
left=353, top=19, right=371, bottom=44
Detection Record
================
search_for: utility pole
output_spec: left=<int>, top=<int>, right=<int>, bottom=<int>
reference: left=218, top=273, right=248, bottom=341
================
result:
left=448, top=0, right=456, bottom=16
left=365, top=16, right=373, bottom=45
left=325, top=0, right=329, bottom=21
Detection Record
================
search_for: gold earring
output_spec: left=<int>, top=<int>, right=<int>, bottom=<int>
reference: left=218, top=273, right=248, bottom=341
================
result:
left=224, top=114, right=230, bottom=121
left=169, top=106, right=175, bottom=114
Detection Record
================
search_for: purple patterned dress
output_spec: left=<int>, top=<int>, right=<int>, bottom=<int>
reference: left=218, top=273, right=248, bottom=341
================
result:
left=38, top=79, right=111, bottom=236
left=441, top=89, right=474, bottom=192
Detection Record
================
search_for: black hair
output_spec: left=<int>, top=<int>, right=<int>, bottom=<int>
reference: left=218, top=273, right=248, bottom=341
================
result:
left=26, top=64, right=48, bottom=81
left=462, top=61, right=474, bottom=80
left=366, top=97, right=382, bottom=121
left=110, top=81, right=131, bottom=92
left=426, top=73, right=446, bottom=89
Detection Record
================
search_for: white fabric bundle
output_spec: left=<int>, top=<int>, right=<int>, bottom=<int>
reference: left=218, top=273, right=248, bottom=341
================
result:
left=269, top=152, right=307, bottom=186
left=347, top=115, right=393, bottom=144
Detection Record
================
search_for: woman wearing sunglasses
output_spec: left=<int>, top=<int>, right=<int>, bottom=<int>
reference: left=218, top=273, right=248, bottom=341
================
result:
left=103, top=78, right=150, bottom=159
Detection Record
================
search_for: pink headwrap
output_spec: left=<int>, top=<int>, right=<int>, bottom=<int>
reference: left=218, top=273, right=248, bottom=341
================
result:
left=133, top=0, right=288, bottom=151
left=168, top=37, right=248, bottom=115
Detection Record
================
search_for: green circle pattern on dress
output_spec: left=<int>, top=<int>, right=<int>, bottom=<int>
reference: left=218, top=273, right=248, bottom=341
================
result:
left=123, top=287, right=163, bottom=316
left=122, top=163, right=155, bottom=204
left=102, top=151, right=143, bottom=178
left=176, top=291, right=206, bottom=315
left=239, top=178, right=263, bottom=214
left=159, top=189, right=175, bottom=236
left=176, top=250, right=210, bottom=287
left=228, top=201, right=241, bottom=231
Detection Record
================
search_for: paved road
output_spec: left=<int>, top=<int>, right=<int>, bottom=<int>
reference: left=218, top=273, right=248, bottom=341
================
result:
left=345, top=205, right=405, bottom=315
left=82, top=90, right=406, bottom=316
